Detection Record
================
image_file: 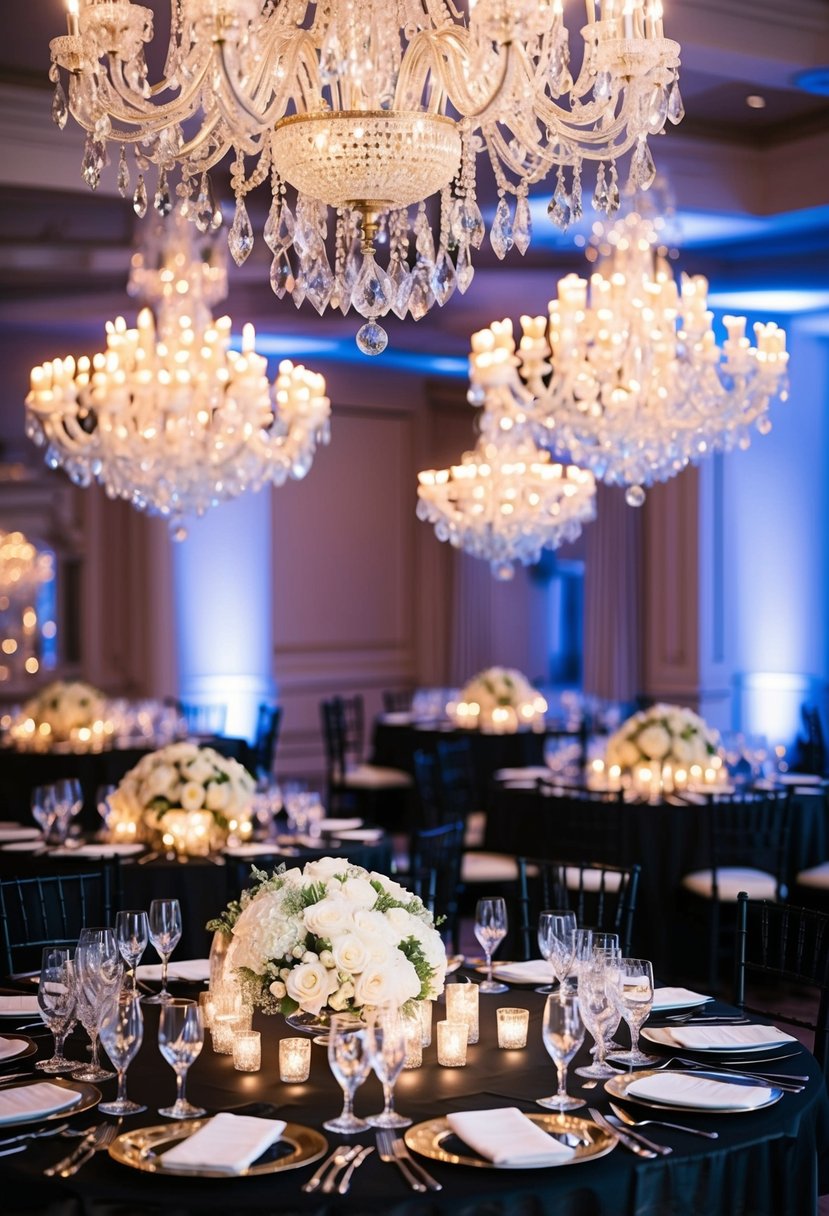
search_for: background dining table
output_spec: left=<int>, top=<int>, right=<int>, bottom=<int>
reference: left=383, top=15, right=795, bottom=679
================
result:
left=3, top=977, right=827, bottom=1216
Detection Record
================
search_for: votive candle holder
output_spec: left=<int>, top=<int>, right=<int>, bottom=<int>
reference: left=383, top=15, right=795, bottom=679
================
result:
left=279, top=1036, right=311, bottom=1083
left=233, top=1030, right=261, bottom=1072
left=211, top=1013, right=244, bottom=1054
left=437, top=1020, right=468, bottom=1068
left=496, top=1007, right=529, bottom=1049
left=198, top=991, right=216, bottom=1030
left=446, top=982, right=479, bottom=1044
left=419, top=999, right=433, bottom=1048
left=403, top=1007, right=423, bottom=1069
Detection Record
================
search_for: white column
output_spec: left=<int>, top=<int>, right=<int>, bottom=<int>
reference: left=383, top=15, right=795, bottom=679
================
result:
left=172, top=489, right=275, bottom=742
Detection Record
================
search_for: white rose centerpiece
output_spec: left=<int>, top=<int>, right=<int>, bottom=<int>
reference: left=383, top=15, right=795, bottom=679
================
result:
left=450, top=666, right=547, bottom=733
left=108, top=742, right=255, bottom=855
left=14, top=680, right=110, bottom=751
left=208, top=858, right=446, bottom=1021
left=605, top=703, right=723, bottom=790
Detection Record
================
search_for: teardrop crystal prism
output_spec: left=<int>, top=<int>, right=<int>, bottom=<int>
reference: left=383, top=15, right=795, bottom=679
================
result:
left=648, top=84, right=668, bottom=133
left=629, top=138, right=656, bottom=191
left=388, top=257, right=413, bottom=319
left=116, top=146, right=130, bottom=198
left=228, top=198, right=254, bottom=266
left=269, top=250, right=294, bottom=298
left=667, top=80, right=685, bottom=125
left=513, top=195, right=532, bottom=254
left=460, top=198, right=485, bottom=250
left=356, top=320, right=388, bottom=356
left=51, top=81, right=67, bottom=130
left=304, top=256, right=335, bottom=315
left=81, top=136, right=101, bottom=190
left=455, top=242, right=475, bottom=294
left=407, top=262, right=435, bottom=320
left=592, top=163, right=608, bottom=212
left=431, top=251, right=457, bottom=306
left=352, top=254, right=392, bottom=318
left=133, top=174, right=148, bottom=218
left=153, top=171, right=172, bottom=217
left=490, top=197, right=514, bottom=259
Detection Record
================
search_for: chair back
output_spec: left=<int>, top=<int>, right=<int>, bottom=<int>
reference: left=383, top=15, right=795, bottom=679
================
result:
left=174, top=701, right=227, bottom=737
left=410, top=820, right=464, bottom=951
left=0, top=869, right=115, bottom=976
left=517, top=856, right=640, bottom=959
left=413, top=749, right=441, bottom=828
left=539, top=783, right=628, bottom=863
left=435, top=738, right=477, bottom=820
left=320, top=695, right=365, bottom=779
left=708, top=791, right=791, bottom=897
left=249, top=703, right=283, bottom=779
left=734, top=893, right=829, bottom=1079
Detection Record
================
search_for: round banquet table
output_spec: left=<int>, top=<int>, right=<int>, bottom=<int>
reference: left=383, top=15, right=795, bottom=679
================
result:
left=4, top=979, right=827, bottom=1216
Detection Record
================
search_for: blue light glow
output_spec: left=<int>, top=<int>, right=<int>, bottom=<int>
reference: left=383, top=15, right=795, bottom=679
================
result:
left=248, top=333, right=469, bottom=378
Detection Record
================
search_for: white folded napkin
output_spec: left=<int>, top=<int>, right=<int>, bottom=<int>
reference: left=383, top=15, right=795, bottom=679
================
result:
left=494, top=767, right=552, bottom=782
left=162, top=1113, right=287, bottom=1174
left=667, top=1024, right=798, bottom=1051
left=223, top=842, right=283, bottom=857
left=50, top=843, right=145, bottom=859
left=335, top=828, right=383, bottom=842
left=652, top=987, right=713, bottom=1011
left=627, top=1072, right=772, bottom=1110
left=0, top=1081, right=82, bottom=1125
left=492, top=960, right=551, bottom=985
left=0, top=995, right=40, bottom=1017
left=319, top=818, right=363, bottom=832
left=0, top=1037, right=28, bottom=1061
left=0, top=826, right=40, bottom=841
left=136, top=959, right=210, bottom=983
left=447, top=1107, right=574, bottom=1167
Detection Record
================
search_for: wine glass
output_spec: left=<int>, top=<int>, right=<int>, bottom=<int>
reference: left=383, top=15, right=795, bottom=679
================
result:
left=538, top=991, right=586, bottom=1112
left=574, top=957, right=622, bottom=1080
left=143, top=898, right=182, bottom=1004
left=608, top=957, right=659, bottom=1065
left=98, top=991, right=147, bottom=1116
left=537, top=910, right=577, bottom=995
left=474, top=897, right=509, bottom=994
left=570, top=928, right=594, bottom=987
left=324, top=1016, right=371, bottom=1133
left=72, top=930, right=122, bottom=1081
left=158, top=999, right=206, bottom=1119
left=364, top=1006, right=410, bottom=1129
left=115, top=910, right=149, bottom=993
left=31, top=784, right=57, bottom=841
left=96, top=784, right=117, bottom=834
left=52, top=778, right=83, bottom=845
left=36, top=947, right=77, bottom=1073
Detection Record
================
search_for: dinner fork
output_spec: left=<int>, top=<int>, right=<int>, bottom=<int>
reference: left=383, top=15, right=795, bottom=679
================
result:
left=376, top=1129, right=426, bottom=1191
left=608, top=1102, right=719, bottom=1139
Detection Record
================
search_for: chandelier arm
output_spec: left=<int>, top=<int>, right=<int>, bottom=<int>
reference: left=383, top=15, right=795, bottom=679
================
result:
left=399, top=29, right=515, bottom=122
left=97, top=53, right=216, bottom=132
left=215, top=31, right=322, bottom=130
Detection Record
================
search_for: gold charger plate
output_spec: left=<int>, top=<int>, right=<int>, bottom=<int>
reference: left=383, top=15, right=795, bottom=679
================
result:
left=605, top=1067, right=785, bottom=1114
left=0, top=1033, right=37, bottom=1063
left=404, top=1113, right=615, bottom=1170
left=109, top=1119, right=328, bottom=1178
left=0, top=1075, right=101, bottom=1126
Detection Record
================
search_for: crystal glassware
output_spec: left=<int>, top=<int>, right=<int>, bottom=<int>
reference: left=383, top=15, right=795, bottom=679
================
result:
left=96, top=783, right=117, bottom=834
left=608, top=957, right=659, bottom=1065
left=143, top=898, right=182, bottom=1004
left=51, top=778, right=83, bottom=845
left=115, top=909, right=149, bottom=993
left=538, top=990, right=586, bottom=1112
left=364, top=1006, right=410, bottom=1129
left=574, top=958, right=622, bottom=1080
left=30, top=784, right=57, bottom=842
left=571, top=928, right=594, bottom=988
left=537, top=909, right=577, bottom=995
left=36, top=947, right=77, bottom=1074
left=72, top=930, right=122, bottom=1082
left=98, top=991, right=147, bottom=1115
left=474, top=896, right=509, bottom=994
left=324, top=1016, right=371, bottom=1133
left=158, top=999, right=206, bottom=1119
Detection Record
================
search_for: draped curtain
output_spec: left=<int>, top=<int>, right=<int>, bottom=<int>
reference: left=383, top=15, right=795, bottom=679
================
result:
left=583, top=484, right=642, bottom=703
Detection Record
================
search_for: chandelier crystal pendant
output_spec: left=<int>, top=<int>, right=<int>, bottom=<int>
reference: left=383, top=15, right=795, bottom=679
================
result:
left=49, top=0, right=682, bottom=354
left=417, top=321, right=596, bottom=580
left=499, top=208, right=789, bottom=505
left=25, top=208, right=331, bottom=538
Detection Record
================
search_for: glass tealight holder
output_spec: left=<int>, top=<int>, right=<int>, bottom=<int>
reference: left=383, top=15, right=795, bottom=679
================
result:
left=211, top=1013, right=244, bottom=1055
left=198, top=991, right=216, bottom=1030
left=497, top=1007, right=530, bottom=1049
left=233, top=1030, right=261, bottom=1072
left=419, top=999, right=433, bottom=1048
left=279, top=1036, right=311, bottom=1083
left=437, top=1020, right=468, bottom=1068
left=446, top=982, right=479, bottom=1044
left=403, top=1007, right=423, bottom=1069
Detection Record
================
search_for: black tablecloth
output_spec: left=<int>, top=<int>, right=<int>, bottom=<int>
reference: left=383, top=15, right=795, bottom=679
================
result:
left=4, top=982, right=827, bottom=1216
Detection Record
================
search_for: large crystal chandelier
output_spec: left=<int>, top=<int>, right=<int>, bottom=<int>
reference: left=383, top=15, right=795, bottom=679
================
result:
left=0, top=530, right=54, bottom=683
left=417, top=321, right=596, bottom=579
left=490, top=208, right=790, bottom=505
left=49, top=0, right=682, bottom=354
left=25, top=208, right=331, bottom=538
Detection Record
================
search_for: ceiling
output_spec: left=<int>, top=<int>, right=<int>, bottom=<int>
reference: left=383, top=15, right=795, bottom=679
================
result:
left=0, top=0, right=828, bottom=374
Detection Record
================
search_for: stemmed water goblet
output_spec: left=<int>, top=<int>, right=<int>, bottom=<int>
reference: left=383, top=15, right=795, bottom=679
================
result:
left=143, top=898, right=182, bottom=1004
left=115, top=910, right=149, bottom=993
left=98, top=991, right=147, bottom=1116
left=324, top=1016, right=372, bottom=1133
left=570, top=928, right=594, bottom=987
left=72, top=929, right=122, bottom=1082
left=51, top=778, right=83, bottom=846
left=364, top=1006, right=410, bottom=1129
left=31, top=784, right=57, bottom=843
left=158, top=999, right=206, bottom=1118
left=608, top=958, right=659, bottom=1065
left=36, top=947, right=77, bottom=1073
left=475, top=896, right=509, bottom=994
left=538, top=991, right=586, bottom=1111
left=537, top=910, right=577, bottom=995
left=575, top=957, right=622, bottom=1080
left=95, top=784, right=117, bottom=835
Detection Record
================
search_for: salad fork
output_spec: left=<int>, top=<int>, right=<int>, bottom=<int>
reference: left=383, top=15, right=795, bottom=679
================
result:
left=608, top=1102, right=719, bottom=1139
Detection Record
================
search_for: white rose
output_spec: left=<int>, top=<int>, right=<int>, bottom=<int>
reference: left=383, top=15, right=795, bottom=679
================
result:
left=638, top=723, right=671, bottom=761
left=368, top=873, right=409, bottom=903
left=303, top=857, right=351, bottom=883
left=355, top=953, right=421, bottom=1008
left=672, top=736, right=694, bottom=764
left=269, top=980, right=287, bottom=999
left=329, top=980, right=356, bottom=1012
left=352, top=909, right=399, bottom=951
left=286, top=960, right=338, bottom=1016
left=341, top=877, right=378, bottom=910
left=179, top=780, right=206, bottom=810
left=184, top=754, right=215, bottom=784
left=304, top=896, right=354, bottom=940
left=146, top=763, right=177, bottom=799
left=331, top=933, right=371, bottom=974
left=205, top=782, right=230, bottom=812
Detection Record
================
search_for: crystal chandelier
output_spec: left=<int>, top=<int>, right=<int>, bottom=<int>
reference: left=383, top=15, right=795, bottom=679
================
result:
left=489, top=208, right=789, bottom=505
left=0, top=530, right=54, bottom=683
left=49, top=0, right=682, bottom=354
left=25, top=208, right=331, bottom=538
left=417, top=321, right=596, bottom=579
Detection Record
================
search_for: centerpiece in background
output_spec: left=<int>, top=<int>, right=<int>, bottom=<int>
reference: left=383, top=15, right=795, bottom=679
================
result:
left=208, top=857, right=446, bottom=1029
left=108, top=742, right=255, bottom=855
left=449, top=667, right=547, bottom=734
left=11, top=680, right=111, bottom=753
left=601, top=702, right=723, bottom=794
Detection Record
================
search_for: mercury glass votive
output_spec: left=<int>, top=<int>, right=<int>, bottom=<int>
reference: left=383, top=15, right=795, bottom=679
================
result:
left=437, top=1020, right=468, bottom=1068
left=211, top=1013, right=244, bottom=1054
left=497, top=1007, right=530, bottom=1049
left=403, top=1007, right=423, bottom=1069
left=419, top=999, right=433, bottom=1048
left=446, top=982, right=479, bottom=1044
left=198, top=991, right=216, bottom=1030
left=233, top=1030, right=261, bottom=1072
left=279, top=1036, right=311, bottom=1083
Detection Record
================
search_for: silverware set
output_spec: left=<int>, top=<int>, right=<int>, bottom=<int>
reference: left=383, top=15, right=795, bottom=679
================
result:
left=376, top=1128, right=442, bottom=1190
left=301, top=1143, right=373, bottom=1194
left=659, top=1056, right=807, bottom=1092
left=588, top=1107, right=667, bottom=1158
left=44, top=1122, right=119, bottom=1177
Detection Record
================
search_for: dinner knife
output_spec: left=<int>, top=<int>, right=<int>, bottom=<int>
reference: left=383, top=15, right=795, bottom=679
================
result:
left=588, top=1108, right=660, bottom=1158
